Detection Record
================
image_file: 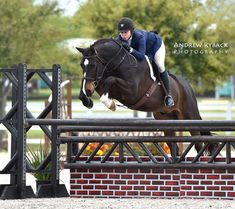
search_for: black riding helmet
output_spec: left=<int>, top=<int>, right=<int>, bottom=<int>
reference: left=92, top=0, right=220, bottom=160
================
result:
left=118, top=17, right=134, bottom=33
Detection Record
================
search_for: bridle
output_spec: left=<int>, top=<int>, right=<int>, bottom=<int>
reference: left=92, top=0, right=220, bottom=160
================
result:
left=82, top=40, right=127, bottom=87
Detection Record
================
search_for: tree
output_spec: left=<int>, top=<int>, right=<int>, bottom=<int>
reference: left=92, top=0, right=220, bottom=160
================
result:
left=0, top=0, right=79, bottom=147
left=73, top=0, right=235, bottom=93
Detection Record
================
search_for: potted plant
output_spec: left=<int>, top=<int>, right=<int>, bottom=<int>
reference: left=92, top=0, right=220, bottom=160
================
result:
left=27, top=143, right=52, bottom=189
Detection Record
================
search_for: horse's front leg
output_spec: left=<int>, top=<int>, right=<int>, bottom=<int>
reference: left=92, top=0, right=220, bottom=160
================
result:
left=78, top=79, right=94, bottom=108
left=99, top=76, right=131, bottom=111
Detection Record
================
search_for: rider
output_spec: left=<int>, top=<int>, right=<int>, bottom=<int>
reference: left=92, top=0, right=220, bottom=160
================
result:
left=116, top=17, right=174, bottom=108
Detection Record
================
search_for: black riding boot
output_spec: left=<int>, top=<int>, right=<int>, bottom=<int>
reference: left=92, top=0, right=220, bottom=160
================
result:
left=160, top=71, right=174, bottom=108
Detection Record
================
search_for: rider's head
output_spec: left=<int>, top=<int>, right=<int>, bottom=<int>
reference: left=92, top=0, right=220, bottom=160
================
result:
left=118, top=17, right=134, bottom=41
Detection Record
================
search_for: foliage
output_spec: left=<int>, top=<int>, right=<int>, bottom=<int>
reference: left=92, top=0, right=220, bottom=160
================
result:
left=73, top=0, right=235, bottom=93
left=83, top=142, right=169, bottom=156
left=0, top=0, right=80, bottom=129
left=27, top=143, right=51, bottom=181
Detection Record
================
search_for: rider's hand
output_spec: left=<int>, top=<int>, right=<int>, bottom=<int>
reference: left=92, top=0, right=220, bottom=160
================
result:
left=122, top=42, right=131, bottom=52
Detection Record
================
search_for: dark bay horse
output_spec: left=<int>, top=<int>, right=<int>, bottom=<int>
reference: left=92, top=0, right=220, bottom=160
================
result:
left=76, top=38, right=217, bottom=156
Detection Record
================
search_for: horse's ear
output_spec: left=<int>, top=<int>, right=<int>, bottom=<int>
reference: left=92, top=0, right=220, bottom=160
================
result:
left=76, top=47, right=85, bottom=54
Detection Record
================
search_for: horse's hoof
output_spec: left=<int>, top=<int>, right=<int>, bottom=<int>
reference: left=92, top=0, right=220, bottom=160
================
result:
left=109, top=102, right=116, bottom=111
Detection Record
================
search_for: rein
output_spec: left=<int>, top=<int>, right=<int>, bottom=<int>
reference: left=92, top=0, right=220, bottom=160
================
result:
left=83, top=41, right=127, bottom=86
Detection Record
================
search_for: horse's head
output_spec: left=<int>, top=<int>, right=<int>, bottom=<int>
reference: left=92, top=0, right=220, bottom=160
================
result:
left=77, top=39, right=123, bottom=108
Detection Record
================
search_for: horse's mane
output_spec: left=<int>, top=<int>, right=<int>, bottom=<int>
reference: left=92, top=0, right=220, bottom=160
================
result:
left=91, top=38, right=120, bottom=49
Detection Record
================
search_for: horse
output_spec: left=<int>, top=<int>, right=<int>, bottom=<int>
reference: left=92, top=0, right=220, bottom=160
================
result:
left=76, top=38, right=218, bottom=156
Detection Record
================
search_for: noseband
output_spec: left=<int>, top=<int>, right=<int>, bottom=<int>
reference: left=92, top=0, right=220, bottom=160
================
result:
left=83, top=41, right=127, bottom=87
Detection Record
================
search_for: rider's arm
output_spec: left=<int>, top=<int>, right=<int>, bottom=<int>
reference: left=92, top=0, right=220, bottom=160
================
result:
left=130, top=35, right=146, bottom=61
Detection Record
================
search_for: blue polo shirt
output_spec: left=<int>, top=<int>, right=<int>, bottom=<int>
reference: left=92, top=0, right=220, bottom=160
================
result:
left=117, top=29, right=162, bottom=61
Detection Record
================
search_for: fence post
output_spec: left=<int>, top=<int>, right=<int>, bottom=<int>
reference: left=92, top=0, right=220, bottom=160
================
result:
left=51, top=64, right=69, bottom=197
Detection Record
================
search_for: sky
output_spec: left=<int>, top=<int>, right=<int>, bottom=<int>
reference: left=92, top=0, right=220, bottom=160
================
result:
left=35, top=0, right=80, bottom=16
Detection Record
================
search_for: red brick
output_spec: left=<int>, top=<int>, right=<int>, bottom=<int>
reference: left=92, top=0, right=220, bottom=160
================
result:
left=181, top=186, right=191, bottom=190
left=146, top=174, right=158, bottom=179
left=160, top=175, right=171, bottom=180
left=121, top=186, right=132, bottom=190
left=228, top=192, right=235, bottom=197
left=187, top=191, right=199, bottom=196
left=134, top=174, right=145, bottom=179
left=181, top=174, right=192, bottom=179
left=115, top=191, right=126, bottom=196
left=173, top=175, right=180, bottom=180
left=200, top=180, right=212, bottom=185
left=114, top=180, right=126, bottom=184
left=139, top=168, right=151, bottom=173
left=71, top=173, right=81, bottom=178
left=173, top=187, right=180, bottom=191
left=89, top=179, right=101, bottom=184
left=227, top=169, right=235, bottom=173
left=83, top=174, right=93, bottom=179
left=140, top=180, right=151, bottom=185
left=166, top=192, right=179, bottom=197
left=152, top=181, right=164, bottom=185
left=193, top=175, right=205, bottom=179
left=221, top=175, right=234, bottom=179
left=70, top=190, right=75, bottom=195
left=166, top=181, right=178, bottom=185
left=214, top=192, right=226, bottom=197
left=128, top=180, right=138, bottom=185
left=127, top=191, right=139, bottom=196
left=102, top=180, right=113, bottom=184
left=207, top=186, right=219, bottom=190
left=95, top=185, right=108, bottom=190
left=102, top=168, right=114, bottom=173
left=121, top=174, right=133, bottom=179
left=83, top=185, right=93, bottom=190
left=109, top=185, right=120, bottom=190
left=95, top=174, right=108, bottom=179
left=160, top=186, right=171, bottom=191
left=180, top=191, right=185, bottom=196
left=200, top=191, right=212, bottom=196
left=227, top=181, right=235, bottom=185
left=127, top=168, right=139, bottom=173
left=152, top=169, right=164, bottom=173
left=140, top=191, right=151, bottom=196
left=214, top=180, right=226, bottom=185
left=70, top=180, right=75, bottom=184
left=89, top=190, right=101, bottom=195
left=70, top=185, right=81, bottom=189
left=114, top=168, right=126, bottom=173
left=133, top=186, right=145, bottom=190
left=213, top=169, right=226, bottom=173
left=207, top=175, right=219, bottom=179
left=77, top=168, right=89, bottom=172
left=146, top=186, right=158, bottom=190
left=89, top=168, right=102, bottom=172
left=152, top=192, right=164, bottom=196
left=102, top=191, right=113, bottom=196
left=193, top=186, right=205, bottom=190
left=165, top=169, right=179, bottom=174
left=200, top=169, right=213, bottom=173
left=76, top=180, right=88, bottom=184
left=186, top=169, right=199, bottom=173
left=186, top=180, right=199, bottom=185
left=76, top=190, right=88, bottom=195
left=109, top=174, right=120, bottom=179
left=221, top=186, right=234, bottom=191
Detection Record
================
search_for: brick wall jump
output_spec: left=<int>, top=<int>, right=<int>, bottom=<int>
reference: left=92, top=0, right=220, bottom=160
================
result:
left=70, top=157, right=235, bottom=199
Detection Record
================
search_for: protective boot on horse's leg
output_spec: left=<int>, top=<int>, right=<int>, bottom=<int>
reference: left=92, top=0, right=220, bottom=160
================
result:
left=153, top=41, right=174, bottom=108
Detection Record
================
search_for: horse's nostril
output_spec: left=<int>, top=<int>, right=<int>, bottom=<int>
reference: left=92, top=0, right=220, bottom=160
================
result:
left=86, top=90, right=92, bottom=97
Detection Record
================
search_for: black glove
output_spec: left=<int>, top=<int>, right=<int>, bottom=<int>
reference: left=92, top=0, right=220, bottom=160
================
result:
left=122, top=42, right=131, bottom=52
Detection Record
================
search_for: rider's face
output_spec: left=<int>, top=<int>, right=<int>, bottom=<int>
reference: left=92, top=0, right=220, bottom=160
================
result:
left=120, top=30, right=132, bottom=41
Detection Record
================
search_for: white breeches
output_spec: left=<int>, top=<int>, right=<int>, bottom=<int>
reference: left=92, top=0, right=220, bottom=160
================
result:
left=154, top=41, right=166, bottom=73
